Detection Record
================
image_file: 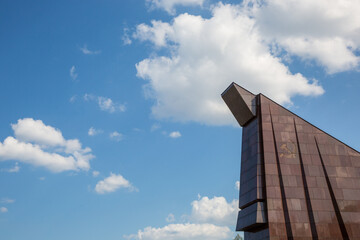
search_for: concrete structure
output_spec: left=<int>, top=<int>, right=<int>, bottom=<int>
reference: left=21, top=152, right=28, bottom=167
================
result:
left=222, top=82, right=360, bottom=239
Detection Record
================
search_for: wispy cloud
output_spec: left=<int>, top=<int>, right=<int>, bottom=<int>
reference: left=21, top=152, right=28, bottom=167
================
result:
left=122, top=28, right=132, bottom=45
left=0, top=207, right=8, bottom=213
left=69, top=95, right=77, bottom=103
left=69, top=66, right=78, bottom=81
left=109, top=131, right=123, bottom=142
left=88, top=127, right=103, bottom=136
left=80, top=44, right=101, bottom=55
left=146, top=0, right=204, bottom=15
left=7, top=162, right=19, bottom=172
left=1, top=198, right=15, bottom=204
left=1, top=162, right=20, bottom=173
left=235, top=181, right=240, bottom=191
left=92, top=170, right=100, bottom=177
left=95, top=173, right=137, bottom=194
left=98, top=97, right=126, bottom=113
left=166, top=213, right=175, bottom=223
left=150, top=123, right=161, bottom=132
left=84, top=94, right=126, bottom=113
left=169, top=131, right=181, bottom=138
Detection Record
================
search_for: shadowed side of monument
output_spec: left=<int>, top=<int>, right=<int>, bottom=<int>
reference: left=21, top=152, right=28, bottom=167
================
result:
left=222, top=83, right=269, bottom=239
left=222, top=82, right=360, bottom=240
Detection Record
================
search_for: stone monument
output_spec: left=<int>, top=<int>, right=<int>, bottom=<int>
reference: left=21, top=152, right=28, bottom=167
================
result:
left=222, top=82, right=360, bottom=239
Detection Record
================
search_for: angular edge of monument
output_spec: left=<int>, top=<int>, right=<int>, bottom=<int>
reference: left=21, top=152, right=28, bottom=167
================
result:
left=221, top=82, right=257, bottom=127
left=236, top=202, right=267, bottom=232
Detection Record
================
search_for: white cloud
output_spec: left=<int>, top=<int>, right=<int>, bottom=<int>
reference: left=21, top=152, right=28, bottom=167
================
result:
left=12, top=118, right=65, bottom=147
left=83, top=93, right=94, bottom=102
left=191, top=196, right=238, bottom=225
left=69, top=95, right=77, bottom=103
left=70, top=66, right=78, bottom=80
left=83, top=94, right=126, bottom=113
left=0, top=118, right=94, bottom=172
left=1, top=162, right=20, bottom=173
left=166, top=213, right=176, bottom=222
left=135, top=3, right=324, bottom=126
left=253, top=0, right=360, bottom=73
left=235, top=181, right=240, bottom=191
left=88, top=127, right=103, bottom=136
left=0, top=198, right=15, bottom=204
left=95, top=173, right=136, bottom=194
left=98, top=97, right=126, bottom=113
left=122, top=28, right=132, bottom=45
left=146, top=0, right=205, bottom=15
left=39, top=177, right=46, bottom=181
left=169, top=131, right=181, bottom=138
left=7, top=162, right=20, bottom=173
left=0, top=207, right=8, bottom=213
left=134, top=21, right=174, bottom=47
left=80, top=44, right=101, bottom=55
left=109, top=131, right=123, bottom=141
left=126, top=223, right=231, bottom=240
left=127, top=195, right=238, bottom=240
left=92, top=170, right=100, bottom=177
left=0, top=137, right=86, bottom=172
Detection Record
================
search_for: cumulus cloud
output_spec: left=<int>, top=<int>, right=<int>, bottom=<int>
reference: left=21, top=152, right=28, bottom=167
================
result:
left=191, top=196, right=238, bottom=225
left=80, top=44, right=101, bottom=55
left=88, top=127, right=103, bottom=136
left=253, top=0, right=360, bottom=73
left=135, top=3, right=325, bottom=126
left=126, top=223, right=231, bottom=240
left=12, top=118, right=65, bottom=146
left=127, top=195, right=237, bottom=240
left=146, top=0, right=204, bottom=15
left=0, top=207, right=8, bottom=213
left=95, top=173, right=136, bottom=194
left=169, top=131, right=181, bottom=138
left=0, top=118, right=94, bottom=172
left=70, top=66, right=78, bottom=80
left=84, top=94, right=126, bottom=113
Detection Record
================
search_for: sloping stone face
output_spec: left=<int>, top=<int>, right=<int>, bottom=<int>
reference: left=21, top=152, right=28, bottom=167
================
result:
left=222, top=83, right=360, bottom=239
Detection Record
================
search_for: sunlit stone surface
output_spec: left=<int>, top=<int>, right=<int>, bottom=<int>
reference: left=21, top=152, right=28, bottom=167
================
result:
left=222, top=83, right=360, bottom=240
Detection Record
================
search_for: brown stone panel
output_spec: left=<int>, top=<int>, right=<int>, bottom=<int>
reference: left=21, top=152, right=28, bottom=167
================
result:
left=222, top=83, right=360, bottom=239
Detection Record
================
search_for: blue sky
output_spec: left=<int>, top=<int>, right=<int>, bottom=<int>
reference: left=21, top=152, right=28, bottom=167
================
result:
left=0, top=0, right=359, bottom=239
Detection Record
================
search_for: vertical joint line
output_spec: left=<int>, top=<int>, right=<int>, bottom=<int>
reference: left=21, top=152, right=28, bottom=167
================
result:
left=293, top=119, right=318, bottom=239
left=314, top=137, right=349, bottom=240
left=257, top=96, right=268, bottom=226
left=269, top=106, right=293, bottom=240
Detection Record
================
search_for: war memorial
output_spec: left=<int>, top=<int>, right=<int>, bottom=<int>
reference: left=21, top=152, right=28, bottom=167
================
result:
left=222, top=83, right=360, bottom=239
